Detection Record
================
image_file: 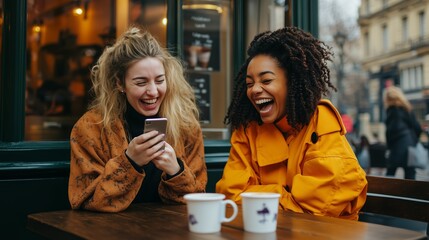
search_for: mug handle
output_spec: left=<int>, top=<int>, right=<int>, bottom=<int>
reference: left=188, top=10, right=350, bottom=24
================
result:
left=221, top=199, right=238, bottom=223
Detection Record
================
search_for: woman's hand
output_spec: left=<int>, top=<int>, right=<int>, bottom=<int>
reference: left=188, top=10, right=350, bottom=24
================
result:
left=126, top=131, right=166, bottom=166
left=152, top=142, right=180, bottom=176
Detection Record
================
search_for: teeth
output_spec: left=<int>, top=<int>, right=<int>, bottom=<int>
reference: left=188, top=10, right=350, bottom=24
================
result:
left=143, top=99, right=157, bottom=104
left=255, top=99, right=272, bottom=104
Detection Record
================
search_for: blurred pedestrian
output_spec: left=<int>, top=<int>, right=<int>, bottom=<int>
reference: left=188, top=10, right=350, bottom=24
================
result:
left=383, top=86, right=421, bottom=179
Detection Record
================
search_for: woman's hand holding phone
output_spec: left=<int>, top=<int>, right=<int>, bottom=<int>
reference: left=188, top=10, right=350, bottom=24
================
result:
left=151, top=141, right=180, bottom=176
left=126, top=130, right=166, bottom=166
left=126, top=118, right=180, bottom=175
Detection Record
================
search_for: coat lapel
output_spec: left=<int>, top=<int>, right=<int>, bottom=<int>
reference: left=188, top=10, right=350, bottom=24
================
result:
left=256, top=123, right=289, bottom=167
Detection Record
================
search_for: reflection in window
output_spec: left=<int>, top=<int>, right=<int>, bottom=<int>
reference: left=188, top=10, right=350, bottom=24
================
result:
left=26, top=1, right=106, bottom=141
left=25, top=0, right=167, bottom=141
left=129, top=0, right=167, bottom=45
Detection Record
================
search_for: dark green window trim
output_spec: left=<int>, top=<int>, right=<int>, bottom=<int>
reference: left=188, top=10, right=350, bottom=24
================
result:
left=0, top=142, right=70, bottom=179
left=166, top=0, right=181, bottom=57
left=234, top=0, right=245, bottom=78
left=1, top=0, right=27, bottom=142
left=292, top=0, right=319, bottom=38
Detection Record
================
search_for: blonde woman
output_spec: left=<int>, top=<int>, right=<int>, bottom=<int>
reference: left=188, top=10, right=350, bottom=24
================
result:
left=68, top=27, right=207, bottom=212
left=383, top=86, right=421, bottom=179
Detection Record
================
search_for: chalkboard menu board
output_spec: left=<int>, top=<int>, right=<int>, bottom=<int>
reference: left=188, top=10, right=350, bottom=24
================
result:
left=183, top=8, right=220, bottom=71
left=188, top=72, right=211, bottom=123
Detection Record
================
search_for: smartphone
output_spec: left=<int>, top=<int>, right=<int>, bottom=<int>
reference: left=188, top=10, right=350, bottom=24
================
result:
left=144, top=118, right=167, bottom=150
left=144, top=118, right=167, bottom=135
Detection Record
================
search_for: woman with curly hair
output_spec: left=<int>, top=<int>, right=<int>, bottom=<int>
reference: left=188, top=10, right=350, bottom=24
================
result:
left=216, top=27, right=367, bottom=220
left=68, top=27, right=207, bottom=212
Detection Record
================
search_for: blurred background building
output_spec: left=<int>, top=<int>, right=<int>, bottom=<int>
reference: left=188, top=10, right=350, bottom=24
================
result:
left=358, top=0, right=429, bottom=143
left=319, top=0, right=429, bottom=180
left=320, top=0, right=429, bottom=144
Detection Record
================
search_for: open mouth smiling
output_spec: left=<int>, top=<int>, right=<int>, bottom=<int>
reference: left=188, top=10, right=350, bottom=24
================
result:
left=255, top=98, right=273, bottom=111
left=141, top=98, right=157, bottom=105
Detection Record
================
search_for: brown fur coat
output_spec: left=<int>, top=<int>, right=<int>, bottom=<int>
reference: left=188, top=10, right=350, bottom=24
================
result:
left=68, top=109, right=207, bottom=212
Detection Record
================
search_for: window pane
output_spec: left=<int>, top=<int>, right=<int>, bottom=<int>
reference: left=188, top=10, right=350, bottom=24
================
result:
left=129, top=0, right=167, bottom=45
left=402, top=16, right=408, bottom=42
left=417, top=65, right=422, bottom=87
left=382, top=24, right=388, bottom=51
left=410, top=67, right=416, bottom=89
left=419, top=11, right=425, bottom=38
left=25, top=0, right=167, bottom=141
left=246, top=0, right=287, bottom=46
left=182, top=0, right=234, bottom=140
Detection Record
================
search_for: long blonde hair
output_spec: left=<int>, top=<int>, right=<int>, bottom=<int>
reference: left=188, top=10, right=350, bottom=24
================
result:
left=383, top=86, right=412, bottom=112
left=90, top=27, right=200, bottom=151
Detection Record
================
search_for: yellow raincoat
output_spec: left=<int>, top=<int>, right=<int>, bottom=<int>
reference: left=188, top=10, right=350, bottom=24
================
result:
left=216, top=100, right=367, bottom=220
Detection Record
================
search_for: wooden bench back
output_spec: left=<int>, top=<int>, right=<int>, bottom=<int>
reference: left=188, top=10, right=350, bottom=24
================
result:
left=361, top=175, right=429, bottom=235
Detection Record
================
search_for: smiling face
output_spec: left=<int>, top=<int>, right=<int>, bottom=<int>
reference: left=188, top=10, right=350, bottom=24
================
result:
left=122, top=57, right=167, bottom=117
left=246, top=54, right=287, bottom=124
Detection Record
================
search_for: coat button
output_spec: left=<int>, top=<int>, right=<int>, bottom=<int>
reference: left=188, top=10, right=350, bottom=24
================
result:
left=311, top=132, right=318, bottom=144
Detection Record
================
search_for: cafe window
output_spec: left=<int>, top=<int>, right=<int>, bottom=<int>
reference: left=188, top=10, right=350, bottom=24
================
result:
left=1, top=0, right=317, bottom=144
left=25, top=0, right=167, bottom=141
left=181, top=0, right=233, bottom=140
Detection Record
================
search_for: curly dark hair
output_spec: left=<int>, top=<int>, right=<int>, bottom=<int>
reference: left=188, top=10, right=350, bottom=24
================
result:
left=225, top=26, right=336, bottom=131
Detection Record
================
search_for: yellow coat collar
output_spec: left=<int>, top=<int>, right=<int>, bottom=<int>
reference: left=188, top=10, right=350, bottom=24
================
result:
left=253, top=99, right=346, bottom=167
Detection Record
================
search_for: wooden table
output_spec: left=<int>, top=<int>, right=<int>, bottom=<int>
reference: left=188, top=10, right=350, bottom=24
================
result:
left=27, top=203, right=426, bottom=240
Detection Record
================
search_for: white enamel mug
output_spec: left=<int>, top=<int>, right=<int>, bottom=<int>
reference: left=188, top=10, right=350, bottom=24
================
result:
left=240, top=192, right=281, bottom=233
left=184, top=193, right=238, bottom=233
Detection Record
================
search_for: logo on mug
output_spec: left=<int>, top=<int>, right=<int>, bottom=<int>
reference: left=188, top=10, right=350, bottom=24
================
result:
left=256, top=203, right=277, bottom=223
left=188, top=214, right=198, bottom=225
